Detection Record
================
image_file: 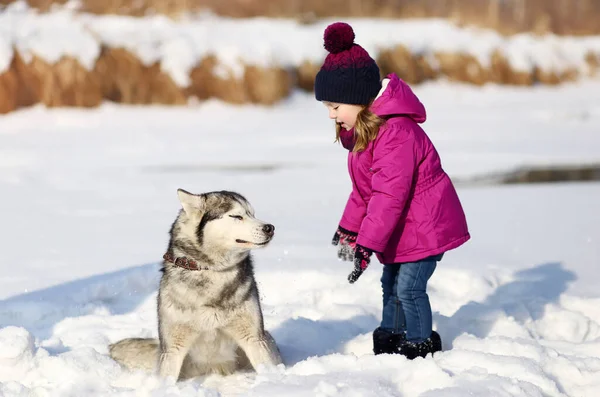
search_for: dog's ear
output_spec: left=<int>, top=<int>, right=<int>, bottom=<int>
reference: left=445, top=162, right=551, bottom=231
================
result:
left=177, top=189, right=205, bottom=215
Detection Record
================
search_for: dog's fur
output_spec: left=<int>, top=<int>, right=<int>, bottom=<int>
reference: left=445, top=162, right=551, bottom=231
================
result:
left=109, top=189, right=282, bottom=381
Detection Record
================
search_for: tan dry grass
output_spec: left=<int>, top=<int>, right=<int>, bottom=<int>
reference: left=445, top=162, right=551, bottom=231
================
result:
left=0, top=58, right=19, bottom=114
left=94, top=46, right=187, bottom=105
left=295, top=61, right=321, bottom=92
left=187, top=55, right=247, bottom=104
left=378, top=46, right=439, bottom=85
left=586, top=52, right=600, bottom=77
left=488, top=50, right=533, bottom=85
left=0, top=51, right=102, bottom=114
left=244, top=65, right=292, bottom=105
left=187, top=55, right=292, bottom=105
left=29, top=55, right=103, bottom=108
left=11, top=52, right=43, bottom=108
left=433, top=52, right=489, bottom=86
left=7, top=0, right=597, bottom=36
left=0, top=43, right=598, bottom=114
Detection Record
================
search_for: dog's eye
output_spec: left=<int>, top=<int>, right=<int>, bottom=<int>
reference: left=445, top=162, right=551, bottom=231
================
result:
left=229, top=215, right=243, bottom=220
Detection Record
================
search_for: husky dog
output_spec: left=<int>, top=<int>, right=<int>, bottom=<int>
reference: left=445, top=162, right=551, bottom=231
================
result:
left=109, top=189, right=282, bottom=381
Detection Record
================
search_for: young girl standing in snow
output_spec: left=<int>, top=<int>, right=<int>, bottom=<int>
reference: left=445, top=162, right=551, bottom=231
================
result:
left=314, top=22, right=470, bottom=359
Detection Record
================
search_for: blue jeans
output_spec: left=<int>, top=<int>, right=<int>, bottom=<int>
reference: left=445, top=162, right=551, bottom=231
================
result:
left=380, top=254, right=443, bottom=343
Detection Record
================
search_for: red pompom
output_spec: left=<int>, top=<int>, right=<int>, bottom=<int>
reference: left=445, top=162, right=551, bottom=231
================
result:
left=323, top=22, right=355, bottom=54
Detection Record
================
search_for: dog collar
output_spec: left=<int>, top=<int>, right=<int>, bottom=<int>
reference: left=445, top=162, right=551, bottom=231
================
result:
left=163, top=252, right=210, bottom=271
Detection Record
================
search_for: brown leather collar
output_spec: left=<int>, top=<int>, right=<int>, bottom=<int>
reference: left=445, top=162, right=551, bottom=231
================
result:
left=163, top=252, right=210, bottom=271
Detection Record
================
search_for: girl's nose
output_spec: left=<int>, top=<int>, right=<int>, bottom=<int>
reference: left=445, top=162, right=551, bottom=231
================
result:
left=328, top=109, right=336, bottom=119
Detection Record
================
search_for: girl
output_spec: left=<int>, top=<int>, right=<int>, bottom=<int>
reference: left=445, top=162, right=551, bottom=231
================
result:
left=315, top=22, right=470, bottom=359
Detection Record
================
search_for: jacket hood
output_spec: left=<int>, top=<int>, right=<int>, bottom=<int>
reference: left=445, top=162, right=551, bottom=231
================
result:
left=338, top=73, right=426, bottom=151
left=371, top=73, right=426, bottom=123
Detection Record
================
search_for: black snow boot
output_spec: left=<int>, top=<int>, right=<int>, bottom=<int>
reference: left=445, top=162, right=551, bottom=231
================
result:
left=372, top=327, right=405, bottom=355
left=430, top=330, right=442, bottom=354
left=398, top=330, right=443, bottom=360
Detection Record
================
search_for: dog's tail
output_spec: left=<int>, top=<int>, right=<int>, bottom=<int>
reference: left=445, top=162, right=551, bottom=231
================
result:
left=109, top=338, right=159, bottom=372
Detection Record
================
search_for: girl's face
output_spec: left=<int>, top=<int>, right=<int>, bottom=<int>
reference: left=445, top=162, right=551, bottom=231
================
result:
left=323, top=102, right=363, bottom=130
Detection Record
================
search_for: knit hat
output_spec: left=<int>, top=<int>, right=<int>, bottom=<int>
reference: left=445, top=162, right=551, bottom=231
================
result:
left=314, top=22, right=381, bottom=105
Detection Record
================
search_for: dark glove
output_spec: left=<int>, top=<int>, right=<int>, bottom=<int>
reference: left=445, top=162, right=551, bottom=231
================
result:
left=331, top=226, right=358, bottom=262
left=348, top=244, right=373, bottom=284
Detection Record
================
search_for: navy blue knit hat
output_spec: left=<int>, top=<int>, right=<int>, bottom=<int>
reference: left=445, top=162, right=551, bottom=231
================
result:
left=314, top=22, right=381, bottom=105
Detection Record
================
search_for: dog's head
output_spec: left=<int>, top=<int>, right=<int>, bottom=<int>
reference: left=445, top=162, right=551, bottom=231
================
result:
left=174, top=189, right=275, bottom=254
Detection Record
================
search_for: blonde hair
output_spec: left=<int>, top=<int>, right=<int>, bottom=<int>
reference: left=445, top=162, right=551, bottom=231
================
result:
left=335, top=103, right=385, bottom=152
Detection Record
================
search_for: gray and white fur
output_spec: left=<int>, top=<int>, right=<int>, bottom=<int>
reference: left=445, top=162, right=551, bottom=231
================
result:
left=109, top=189, right=282, bottom=381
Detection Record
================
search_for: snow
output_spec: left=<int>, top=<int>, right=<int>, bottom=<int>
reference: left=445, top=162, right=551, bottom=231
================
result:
left=0, top=1, right=99, bottom=69
left=1, top=59, right=600, bottom=395
left=2, top=1, right=600, bottom=84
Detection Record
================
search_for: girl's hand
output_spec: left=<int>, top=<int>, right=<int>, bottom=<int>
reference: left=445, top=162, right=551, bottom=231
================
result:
left=332, top=226, right=358, bottom=262
left=348, top=244, right=373, bottom=284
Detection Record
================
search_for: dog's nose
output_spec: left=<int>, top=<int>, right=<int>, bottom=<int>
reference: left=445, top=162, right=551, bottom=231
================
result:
left=262, top=224, right=275, bottom=236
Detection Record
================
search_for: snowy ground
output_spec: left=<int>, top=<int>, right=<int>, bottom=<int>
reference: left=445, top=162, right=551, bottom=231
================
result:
left=0, top=80, right=600, bottom=396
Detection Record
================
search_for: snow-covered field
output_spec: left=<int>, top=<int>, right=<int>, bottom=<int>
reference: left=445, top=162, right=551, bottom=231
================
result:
left=1, top=79, right=600, bottom=396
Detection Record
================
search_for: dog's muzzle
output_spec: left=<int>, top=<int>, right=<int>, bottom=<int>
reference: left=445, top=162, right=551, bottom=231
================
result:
left=235, top=223, right=275, bottom=246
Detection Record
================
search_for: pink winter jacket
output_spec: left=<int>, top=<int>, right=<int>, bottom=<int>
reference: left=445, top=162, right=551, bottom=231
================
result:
left=339, top=73, right=470, bottom=264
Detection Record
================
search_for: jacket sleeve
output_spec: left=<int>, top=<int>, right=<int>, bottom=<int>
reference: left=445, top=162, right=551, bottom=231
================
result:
left=357, top=127, right=417, bottom=252
left=339, top=188, right=367, bottom=232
